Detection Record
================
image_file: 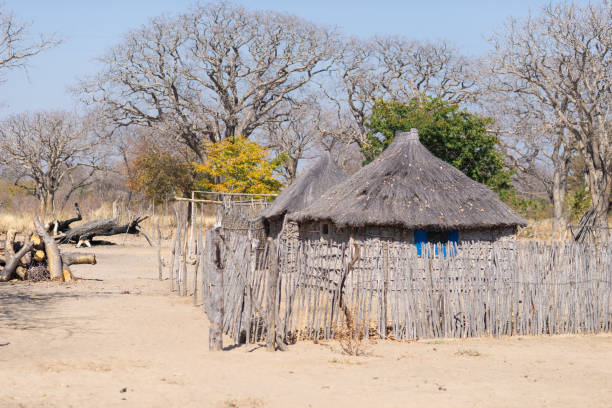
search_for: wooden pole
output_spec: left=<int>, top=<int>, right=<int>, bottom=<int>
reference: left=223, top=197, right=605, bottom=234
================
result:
left=181, top=210, right=189, bottom=296
left=188, top=191, right=195, bottom=255
left=239, top=237, right=258, bottom=343
left=175, top=214, right=183, bottom=293
left=193, top=228, right=202, bottom=306
left=382, top=241, right=389, bottom=338
left=157, top=216, right=162, bottom=280
left=209, top=228, right=224, bottom=351
left=266, top=238, right=282, bottom=351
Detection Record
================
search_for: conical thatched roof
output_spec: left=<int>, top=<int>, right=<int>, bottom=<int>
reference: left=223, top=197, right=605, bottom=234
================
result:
left=262, top=152, right=347, bottom=221
left=289, top=129, right=527, bottom=230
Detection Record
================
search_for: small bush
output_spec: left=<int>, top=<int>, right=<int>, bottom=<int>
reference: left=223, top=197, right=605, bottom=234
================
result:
left=337, top=325, right=370, bottom=357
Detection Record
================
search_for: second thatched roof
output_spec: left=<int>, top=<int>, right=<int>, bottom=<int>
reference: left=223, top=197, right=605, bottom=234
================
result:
left=289, top=129, right=527, bottom=230
left=261, top=152, right=347, bottom=221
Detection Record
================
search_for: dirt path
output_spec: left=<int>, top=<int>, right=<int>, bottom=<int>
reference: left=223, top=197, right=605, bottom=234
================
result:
left=1, top=238, right=611, bottom=407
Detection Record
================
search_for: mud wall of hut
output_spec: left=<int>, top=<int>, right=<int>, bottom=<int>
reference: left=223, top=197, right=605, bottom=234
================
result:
left=290, top=221, right=516, bottom=247
left=460, top=227, right=516, bottom=242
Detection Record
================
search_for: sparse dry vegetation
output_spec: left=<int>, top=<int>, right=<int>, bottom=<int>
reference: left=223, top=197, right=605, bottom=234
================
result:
left=337, top=325, right=371, bottom=357
left=455, top=349, right=482, bottom=357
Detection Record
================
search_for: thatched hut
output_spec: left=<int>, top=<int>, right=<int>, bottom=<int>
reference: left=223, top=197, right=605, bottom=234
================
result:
left=288, top=129, right=526, bottom=253
left=261, top=152, right=347, bottom=240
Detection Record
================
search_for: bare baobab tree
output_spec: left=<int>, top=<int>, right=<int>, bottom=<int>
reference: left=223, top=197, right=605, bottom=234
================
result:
left=488, top=1, right=612, bottom=237
left=263, top=100, right=319, bottom=184
left=373, top=36, right=476, bottom=104
left=80, top=2, right=339, bottom=160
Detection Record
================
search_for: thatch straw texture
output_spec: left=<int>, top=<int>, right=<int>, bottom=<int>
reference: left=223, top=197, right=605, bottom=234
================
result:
left=290, top=129, right=527, bottom=230
left=262, top=153, right=347, bottom=221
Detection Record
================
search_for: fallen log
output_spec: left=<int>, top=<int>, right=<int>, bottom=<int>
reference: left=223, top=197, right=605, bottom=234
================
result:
left=31, top=234, right=44, bottom=249
left=15, top=266, right=27, bottom=280
left=45, top=203, right=82, bottom=234
left=60, top=216, right=150, bottom=247
left=0, top=232, right=34, bottom=282
left=33, top=250, right=46, bottom=262
left=62, top=266, right=75, bottom=282
left=61, top=252, right=96, bottom=266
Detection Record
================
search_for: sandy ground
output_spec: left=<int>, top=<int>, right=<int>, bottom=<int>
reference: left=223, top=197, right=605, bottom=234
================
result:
left=1, top=237, right=611, bottom=408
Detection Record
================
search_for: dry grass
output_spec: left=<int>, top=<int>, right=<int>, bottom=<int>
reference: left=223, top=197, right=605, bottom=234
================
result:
left=0, top=201, right=218, bottom=239
left=0, top=213, right=35, bottom=233
left=517, top=215, right=612, bottom=241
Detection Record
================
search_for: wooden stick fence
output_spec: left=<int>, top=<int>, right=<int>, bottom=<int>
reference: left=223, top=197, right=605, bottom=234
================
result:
left=165, top=198, right=269, bottom=311
left=163, top=199, right=612, bottom=348
left=195, top=232, right=611, bottom=346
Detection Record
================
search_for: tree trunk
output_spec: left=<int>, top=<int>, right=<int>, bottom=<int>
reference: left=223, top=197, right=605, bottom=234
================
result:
left=550, top=130, right=571, bottom=239
left=586, top=166, right=612, bottom=243
left=551, top=168, right=567, bottom=239
left=34, top=216, right=64, bottom=281
left=40, top=191, right=56, bottom=218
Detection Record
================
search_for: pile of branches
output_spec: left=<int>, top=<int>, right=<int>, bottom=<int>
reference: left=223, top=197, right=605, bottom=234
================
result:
left=0, top=216, right=96, bottom=282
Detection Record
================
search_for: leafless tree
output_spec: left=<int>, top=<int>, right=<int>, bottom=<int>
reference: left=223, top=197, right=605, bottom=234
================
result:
left=481, top=90, right=574, bottom=235
left=374, top=36, right=475, bottom=104
left=262, top=101, right=319, bottom=184
left=0, top=3, right=59, bottom=81
left=488, top=1, right=611, bottom=234
left=0, top=111, right=109, bottom=215
left=80, top=2, right=339, bottom=160
left=323, top=38, right=382, bottom=150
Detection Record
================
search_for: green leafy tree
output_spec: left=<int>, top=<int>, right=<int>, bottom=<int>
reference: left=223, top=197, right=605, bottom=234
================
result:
left=364, top=98, right=513, bottom=195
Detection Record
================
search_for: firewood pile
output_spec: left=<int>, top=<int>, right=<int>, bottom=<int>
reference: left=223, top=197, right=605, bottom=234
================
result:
left=0, top=216, right=96, bottom=283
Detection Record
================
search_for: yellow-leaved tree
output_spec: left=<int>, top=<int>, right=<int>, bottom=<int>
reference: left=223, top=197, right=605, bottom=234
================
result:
left=194, top=137, right=283, bottom=194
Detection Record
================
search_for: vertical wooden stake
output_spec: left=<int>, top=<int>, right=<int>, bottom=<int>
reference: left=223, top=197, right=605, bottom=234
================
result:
left=239, top=237, right=258, bottom=344
left=182, top=209, right=189, bottom=296
left=266, top=238, right=280, bottom=351
left=188, top=191, right=195, bottom=255
left=170, top=206, right=180, bottom=292
left=382, top=241, right=389, bottom=338
left=209, top=228, right=224, bottom=351
left=193, top=228, right=202, bottom=306
left=176, top=217, right=183, bottom=295
left=157, top=216, right=162, bottom=280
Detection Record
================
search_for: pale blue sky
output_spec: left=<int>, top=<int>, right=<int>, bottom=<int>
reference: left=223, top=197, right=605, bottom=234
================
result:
left=0, top=0, right=579, bottom=115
